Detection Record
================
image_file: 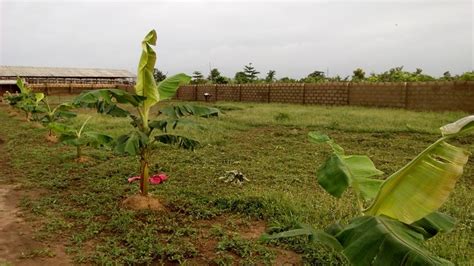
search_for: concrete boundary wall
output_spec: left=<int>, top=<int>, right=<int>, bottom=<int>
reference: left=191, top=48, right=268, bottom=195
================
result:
left=176, top=82, right=474, bottom=112
left=22, top=82, right=474, bottom=113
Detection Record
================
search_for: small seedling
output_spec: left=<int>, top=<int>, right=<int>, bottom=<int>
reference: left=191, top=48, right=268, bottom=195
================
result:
left=49, top=117, right=113, bottom=160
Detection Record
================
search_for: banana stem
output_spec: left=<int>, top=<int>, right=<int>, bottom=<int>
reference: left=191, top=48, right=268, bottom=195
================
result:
left=76, top=146, right=82, bottom=159
left=139, top=148, right=150, bottom=196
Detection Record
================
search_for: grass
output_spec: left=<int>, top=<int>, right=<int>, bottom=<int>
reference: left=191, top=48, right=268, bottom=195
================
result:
left=0, top=99, right=473, bottom=264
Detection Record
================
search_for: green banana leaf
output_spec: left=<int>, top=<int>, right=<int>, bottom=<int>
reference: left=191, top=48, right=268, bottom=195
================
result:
left=151, top=104, right=219, bottom=133
left=154, top=134, right=199, bottom=150
left=16, top=78, right=31, bottom=94
left=411, top=211, right=455, bottom=240
left=336, top=215, right=453, bottom=266
left=73, top=89, right=145, bottom=117
left=82, top=132, right=114, bottom=148
left=115, top=130, right=150, bottom=156
left=149, top=118, right=199, bottom=133
left=364, top=116, right=473, bottom=223
left=34, top=93, right=44, bottom=103
left=135, top=29, right=159, bottom=111
left=157, top=73, right=192, bottom=100
left=58, top=131, right=113, bottom=147
left=311, top=132, right=384, bottom=200
left=159, top=104, right=220, bottom=120
left=261, top=223, right=343, bottom=251
left=48, top=122, right=76, bottom=135
left=308, top=132, right=344, bottom=154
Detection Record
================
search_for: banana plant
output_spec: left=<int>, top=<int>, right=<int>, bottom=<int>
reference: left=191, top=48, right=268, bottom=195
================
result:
left=13, top=78, right=45, bottom=121
left=73, top=29, right=219, bottom=196
left=49, top=117, right=113, bottom=160
left=40, top=99, right=77, bottom=136
left=263, top=115, right=473, bottom=265
left=3, top=91, right=23, bottom=107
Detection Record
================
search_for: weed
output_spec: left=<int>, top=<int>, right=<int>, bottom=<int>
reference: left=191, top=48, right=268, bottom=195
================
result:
left=274, top=112, right=290, bottom=122
left=217, top=235, right=275, bottom=263
left=20, top=248, right=55, bottom=259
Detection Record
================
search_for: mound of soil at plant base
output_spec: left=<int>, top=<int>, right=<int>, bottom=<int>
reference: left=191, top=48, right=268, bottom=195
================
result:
left=45, top=134, right=58, bottom=143
left=122, top=194, right=166, bottom=211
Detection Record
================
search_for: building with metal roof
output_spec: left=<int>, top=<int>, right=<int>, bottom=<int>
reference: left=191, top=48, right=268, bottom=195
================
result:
left=0, top=66, right=135, bottom=79
left=0, top=66, right=136, bottom=94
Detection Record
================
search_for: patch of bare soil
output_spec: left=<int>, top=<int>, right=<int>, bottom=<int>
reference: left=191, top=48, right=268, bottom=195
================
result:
left=122, top=194, right=166, bottom=211
left=272, top=248, right=303, bottom=266
left=0, top=133, right=72, bottom=265
left=240, top=220, right=267, bottom=240
left=189, top=215, right=303, bottom=265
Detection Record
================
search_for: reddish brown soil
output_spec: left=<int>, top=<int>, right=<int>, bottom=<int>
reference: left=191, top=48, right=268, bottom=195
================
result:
left=122, top=194, right=167, bottom=211
left=0, top=134, right=72, bottom=265
left=74, top=156, right=91, bottom=163
left=45, top=134, right=58, bottom=143
left=187, top=215, right=302, bottom=265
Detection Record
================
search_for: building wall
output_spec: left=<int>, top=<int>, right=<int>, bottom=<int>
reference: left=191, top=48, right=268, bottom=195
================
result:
left=28, top=83, right=134, bottom=95
left=175, top=82, right=474, bottom=112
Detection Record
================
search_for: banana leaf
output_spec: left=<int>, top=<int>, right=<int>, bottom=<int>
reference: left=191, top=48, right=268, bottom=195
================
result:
left=135, top=29, right=159, bottom=111
left=364, top=116, right=473, bottom=223
left=261, top=223, right=343, bottom=251
left=73, top=89, right=145, bottom=117
left=159, top=104, right=220, bottom=120
left=311, top=132, right=384, bottom=200
left=154, top=134, right=199, bottom=150
left=336, top=215, right=452, bottom=266
left=158, top=73, right=192, bottom=100
left=115, top=130, right=150, bottom=156
left=410, top=211, right=455, bottom=240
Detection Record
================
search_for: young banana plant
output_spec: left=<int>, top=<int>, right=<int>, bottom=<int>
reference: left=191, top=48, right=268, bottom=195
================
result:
left=14, top=78, right=46, bottom=121
left=49, top=117, right=113, bottom=160
left=40, top=99, right=77, bottom=136
left=74, top=29, right=219, bottom=196
left=263, top=115, right=474, bottom=266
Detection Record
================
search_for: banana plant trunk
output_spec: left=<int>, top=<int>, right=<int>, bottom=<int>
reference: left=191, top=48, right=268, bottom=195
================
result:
left=140, top=149, right=150, bottom=196
left=76, top=146, right=82, bottom=159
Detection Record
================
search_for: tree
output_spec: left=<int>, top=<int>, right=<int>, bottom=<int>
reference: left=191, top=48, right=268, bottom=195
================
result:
left=243, top=63, right=260, bottom=82
left=191, top=71, right=206, bottom=84
left=153, top=68, right=167, bottom=82
left=207, top=68, right=228, bottom=84
left=208, top=68, right=220, bottom=82
left=234, top=71, right=248, bottom=84
left=442, top=71, right=453, bottom=80
left=301, top=70, right=326, bottom=83
left=265, top=70, right=276, bottom=83
left=307, top=70, right=325, bottom=79
left=279, top=77, right=297, bottom=83
left=214, top=76, right=229, bottom=84
left=352, top=68, right=366, bottom=81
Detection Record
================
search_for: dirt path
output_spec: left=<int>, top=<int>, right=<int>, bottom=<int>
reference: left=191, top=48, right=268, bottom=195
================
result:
left=0, top=134, right=71, bottom=265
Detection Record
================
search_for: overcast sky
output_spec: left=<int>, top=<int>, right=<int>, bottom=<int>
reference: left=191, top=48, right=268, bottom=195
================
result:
left=0, top=0, right=472, bottom=79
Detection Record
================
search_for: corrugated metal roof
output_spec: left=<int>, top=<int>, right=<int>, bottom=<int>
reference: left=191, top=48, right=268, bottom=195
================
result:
left=0, top=66, right=136, bottom=78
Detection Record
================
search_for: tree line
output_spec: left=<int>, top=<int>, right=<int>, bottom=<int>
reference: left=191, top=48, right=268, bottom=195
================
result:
left=153, top=64, right=474, bottom=85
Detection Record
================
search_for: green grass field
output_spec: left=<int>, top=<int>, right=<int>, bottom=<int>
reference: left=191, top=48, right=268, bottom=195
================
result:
left=0, top=99, right=472, bottom=264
